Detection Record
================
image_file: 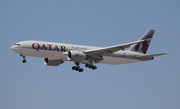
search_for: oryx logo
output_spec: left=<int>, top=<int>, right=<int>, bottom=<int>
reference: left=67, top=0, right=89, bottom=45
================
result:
left=134, top=41, right=150, bottom=54
left=134, top=33, right=153, bottom=54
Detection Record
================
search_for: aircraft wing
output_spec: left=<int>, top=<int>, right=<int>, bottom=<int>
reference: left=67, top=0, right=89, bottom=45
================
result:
left=84, top=40, right=145, bottom=55
left=137, top=53, right=168, bottom=58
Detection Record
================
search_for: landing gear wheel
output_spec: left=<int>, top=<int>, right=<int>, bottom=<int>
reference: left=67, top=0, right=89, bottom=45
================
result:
left=89, top=65, right=93, bottom=69
left=92, top=66, right=97, bottom=70
left=75, top=67, right=79, bottom=71
left=22, top=60, right=27, bottom=63
left=79, top=68, right=84, bottom=72
left=85, top=64, right=89, bottom=68
left=72, top=66, right=76, bottom=70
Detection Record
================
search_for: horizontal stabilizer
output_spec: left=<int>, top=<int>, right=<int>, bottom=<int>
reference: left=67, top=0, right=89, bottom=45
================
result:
left=137, top=53, right=168, bottom=58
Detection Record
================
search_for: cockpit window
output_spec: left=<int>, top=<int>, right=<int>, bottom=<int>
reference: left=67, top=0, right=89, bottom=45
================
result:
left=14, top=44, right=20, bottom=46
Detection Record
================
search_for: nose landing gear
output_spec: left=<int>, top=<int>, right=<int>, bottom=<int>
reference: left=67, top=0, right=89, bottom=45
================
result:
left=20, top=54, right=27, bottom=63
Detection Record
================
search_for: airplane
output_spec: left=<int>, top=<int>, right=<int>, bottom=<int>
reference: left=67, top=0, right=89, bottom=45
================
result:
left=11, top=29, right=167, bottom=72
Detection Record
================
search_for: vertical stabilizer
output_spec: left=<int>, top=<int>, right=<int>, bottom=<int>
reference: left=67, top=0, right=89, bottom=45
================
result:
left=129, top=30, right=155, bottom=54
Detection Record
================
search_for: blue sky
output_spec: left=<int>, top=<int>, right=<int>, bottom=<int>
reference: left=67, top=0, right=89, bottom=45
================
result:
left=0, top=0, right=180, bottom=109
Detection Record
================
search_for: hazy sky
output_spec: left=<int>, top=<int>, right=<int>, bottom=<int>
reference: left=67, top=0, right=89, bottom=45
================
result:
left=0, top=0, right=180, bottom=109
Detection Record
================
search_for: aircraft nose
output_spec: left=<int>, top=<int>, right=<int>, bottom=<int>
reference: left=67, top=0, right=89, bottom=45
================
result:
left=11, top=45, right=16, bottom=51
left=11, top=45, right=14, bottom=50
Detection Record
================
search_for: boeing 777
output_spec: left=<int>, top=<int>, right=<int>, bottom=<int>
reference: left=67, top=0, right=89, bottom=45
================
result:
left=11, top=30, right=167, bottom=72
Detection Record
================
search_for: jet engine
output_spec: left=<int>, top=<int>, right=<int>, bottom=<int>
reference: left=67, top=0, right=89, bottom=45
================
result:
left=44, top=58, right=64, bottom=66
left=67, top=51, right=86, bottom=62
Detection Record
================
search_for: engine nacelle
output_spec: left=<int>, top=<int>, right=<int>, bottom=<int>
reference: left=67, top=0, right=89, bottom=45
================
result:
left=44, top=58, right=64, bottom=66
left=67, top=51, right=86, bottom=62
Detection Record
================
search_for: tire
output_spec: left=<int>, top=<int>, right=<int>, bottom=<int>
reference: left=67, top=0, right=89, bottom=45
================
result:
left=92, top=66, right=97, bottom=70
left=79, top=68, right=84, bottom=72
left=72, top=66, right=76, bottom=70
left=22, top=60, right=26, bottom=63
left=89, top=65, right=93, bottom=68
left=75, top=67, right=79, bottom=71
left=85, top=64, right=89, bottom=67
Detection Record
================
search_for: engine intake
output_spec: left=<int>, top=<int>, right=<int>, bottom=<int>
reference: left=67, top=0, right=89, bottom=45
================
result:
left=44, top=58, right=64, bottom=66
left=67, top=51, right=86, bottom=62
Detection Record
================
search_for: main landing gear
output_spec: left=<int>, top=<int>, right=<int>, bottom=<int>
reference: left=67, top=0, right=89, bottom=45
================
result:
left=72, top=62, right=97, bottom=72
left=72, top=62, right=84, bottom=72
left=20, top=54, right=27, bottom=63
left=85, top=64, right=97, bottom=70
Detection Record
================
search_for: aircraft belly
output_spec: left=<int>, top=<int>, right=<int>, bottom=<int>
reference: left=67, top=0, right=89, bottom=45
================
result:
left=100, top=56, right=141, bottom=65
left=100, top=56, right=127, bottom=65
left=126, top=59, right=141, bottom=64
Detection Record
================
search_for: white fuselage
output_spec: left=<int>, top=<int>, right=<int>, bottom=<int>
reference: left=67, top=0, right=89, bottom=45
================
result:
left=11, top=40, right=152, bottom=65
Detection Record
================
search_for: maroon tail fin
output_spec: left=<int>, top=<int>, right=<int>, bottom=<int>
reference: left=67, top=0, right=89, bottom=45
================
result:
left=129, top=30, right=154, bottom=54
